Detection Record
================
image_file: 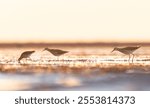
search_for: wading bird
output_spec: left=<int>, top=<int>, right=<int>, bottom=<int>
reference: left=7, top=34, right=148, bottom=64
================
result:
left=18, top=51, right=35, bottom=63
left=43, top=48, right=68, bottom=56
left=111, top=46, right=140, bottom=62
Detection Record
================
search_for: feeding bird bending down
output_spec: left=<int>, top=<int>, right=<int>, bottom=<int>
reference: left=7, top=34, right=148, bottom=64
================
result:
left=43, top=48, right=68, bottom=56
left=111, top=46, right=140, bottom=62
left=18, top=51, right=35, bottom=63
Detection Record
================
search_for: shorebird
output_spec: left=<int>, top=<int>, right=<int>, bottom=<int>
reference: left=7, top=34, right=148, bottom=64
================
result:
left=111, top=46, right=140, bottom=62
left=43, top=48, right=68, bottom=56
left=18, top=51, right=35, bottom=63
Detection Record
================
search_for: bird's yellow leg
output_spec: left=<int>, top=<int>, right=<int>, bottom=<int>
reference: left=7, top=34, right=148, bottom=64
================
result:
left=24, top=59, right=27, bottom=64
left=132, top=54, right=135, bottom=63
left=56, top=56, right=59, bottom=61
left=128, top=54, right=131, bottom=63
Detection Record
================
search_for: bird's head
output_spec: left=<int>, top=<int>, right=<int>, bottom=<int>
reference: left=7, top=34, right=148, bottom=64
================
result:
left=31, top=51, right=35, bottom=53
left=111, top=47, right=118, bottom=53
left=43, top=48, right=49, bottom=51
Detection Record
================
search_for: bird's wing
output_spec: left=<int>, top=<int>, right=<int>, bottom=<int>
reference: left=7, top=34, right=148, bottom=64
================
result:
left=54, top=49, right=68, bottom=53
left=122, top=46, right=140, bottom=50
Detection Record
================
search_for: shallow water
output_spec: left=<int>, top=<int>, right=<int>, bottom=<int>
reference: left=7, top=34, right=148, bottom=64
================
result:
left=0, top=46, right=150, bottom=91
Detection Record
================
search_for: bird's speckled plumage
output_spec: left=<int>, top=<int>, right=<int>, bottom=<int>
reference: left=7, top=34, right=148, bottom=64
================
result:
left=18, top=51, right=35, bottom=63
left=43, top=48, right=68, bottom=56
left=111, top=46, right=140, bottom=62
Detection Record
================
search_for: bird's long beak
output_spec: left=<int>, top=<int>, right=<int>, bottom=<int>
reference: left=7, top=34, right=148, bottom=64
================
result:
left=111, top=49, right=115, bottom=53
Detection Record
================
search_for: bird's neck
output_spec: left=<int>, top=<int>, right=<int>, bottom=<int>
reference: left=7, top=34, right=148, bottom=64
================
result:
left=116, top=48, right=120, bottom=51
left=46, top=49, right=51, bottom=52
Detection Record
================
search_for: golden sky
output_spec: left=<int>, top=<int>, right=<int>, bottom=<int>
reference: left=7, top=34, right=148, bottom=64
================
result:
left=0, top=0, right=150, bottom=43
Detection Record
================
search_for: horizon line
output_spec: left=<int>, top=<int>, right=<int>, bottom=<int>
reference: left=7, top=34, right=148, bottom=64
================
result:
left=0, top=42, right=150, bottom=48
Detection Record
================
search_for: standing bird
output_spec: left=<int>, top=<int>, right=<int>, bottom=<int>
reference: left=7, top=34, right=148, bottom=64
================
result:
left=18, top=51, right=35, bottom=63
left=111, top=46, right=140, bottom=62
left=43, top=48, right=68, bottom=56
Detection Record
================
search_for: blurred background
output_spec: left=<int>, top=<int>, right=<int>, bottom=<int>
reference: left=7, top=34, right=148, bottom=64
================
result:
left=0, top=0, right=150, bottom=43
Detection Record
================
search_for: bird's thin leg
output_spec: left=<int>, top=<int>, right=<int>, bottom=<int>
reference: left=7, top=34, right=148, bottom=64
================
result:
left=57, top=56, right=59, bottom=61
left=25, top=58, right=28, bottom=64
left=28, top=57, right=32, bottom=61
left=21, top=59, right=25, bottom=64
left=128, top=54, right=131, bottom=62
left=132, top=54, right=135, bottom=63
